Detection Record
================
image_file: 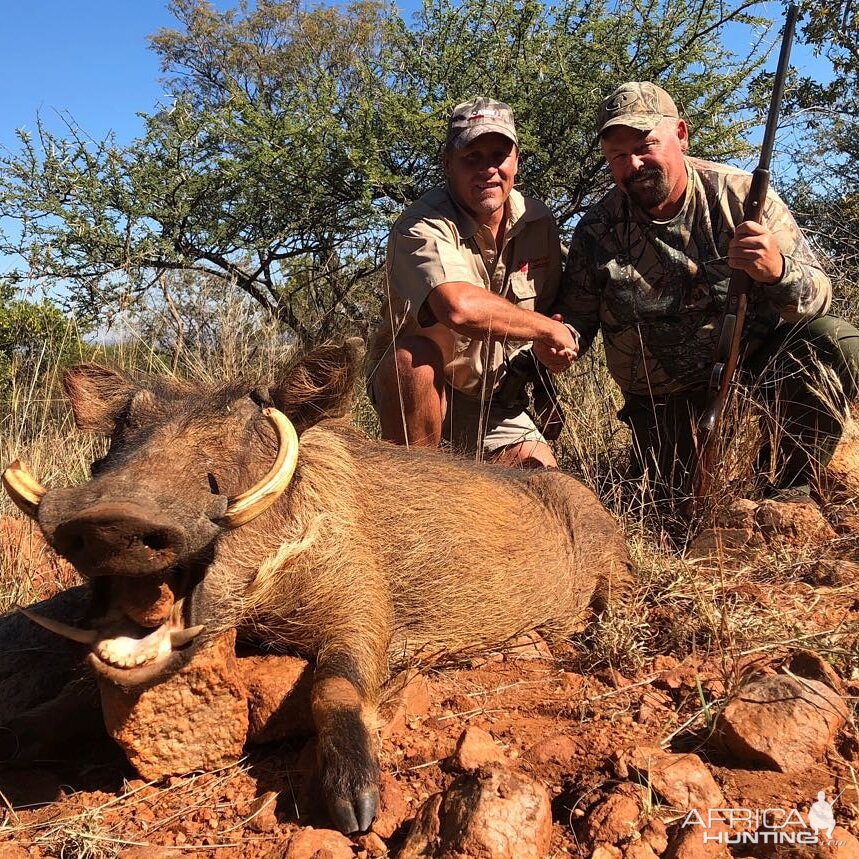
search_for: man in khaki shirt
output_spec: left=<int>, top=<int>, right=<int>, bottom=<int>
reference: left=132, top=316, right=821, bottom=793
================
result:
left=367, top=97, right=576, bottom=467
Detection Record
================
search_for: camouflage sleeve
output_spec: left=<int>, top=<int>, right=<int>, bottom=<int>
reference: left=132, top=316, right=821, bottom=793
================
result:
left=761, top=190, right=831, bottom=321
left=552, top=222, right=602, bottom=355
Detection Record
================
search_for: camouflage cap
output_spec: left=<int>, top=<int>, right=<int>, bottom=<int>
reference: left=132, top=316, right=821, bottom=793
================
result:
left=445, top=97, right=518, bottom=150
left=597, top=82, right=679, bottom=137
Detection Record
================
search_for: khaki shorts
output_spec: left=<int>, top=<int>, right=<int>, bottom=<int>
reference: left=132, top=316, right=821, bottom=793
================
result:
left=368, top=379, right=545, bottom=457
left=442, top=386, right=545, bottom=456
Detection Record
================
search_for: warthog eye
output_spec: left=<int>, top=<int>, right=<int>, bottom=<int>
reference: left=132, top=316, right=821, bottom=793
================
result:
left=206, top=472, right=220, bottom=494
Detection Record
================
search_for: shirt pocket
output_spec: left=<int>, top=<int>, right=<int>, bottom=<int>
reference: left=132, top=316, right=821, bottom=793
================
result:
left=507, top=269, right=537, bottom=312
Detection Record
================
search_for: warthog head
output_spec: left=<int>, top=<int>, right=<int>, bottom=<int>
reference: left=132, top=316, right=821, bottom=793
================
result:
left=3, top=341, right=363, bottom=688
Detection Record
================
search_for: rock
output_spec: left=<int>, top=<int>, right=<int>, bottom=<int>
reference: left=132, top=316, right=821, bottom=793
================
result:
left=621, top=746, right=724, bottom=811
left=281, top=827, right=355, bottom=858
left=749, top=825, right=859, bottom=857
left=592, top=848, right=623, bottom=859
left=623, top=841, right=661, bottom=859
left=818, top=827, right=859, bottom=858
left=715, top=674, right=848, bottom=772
left=100, top=630, right=248, bottom=779
left=755, top=499, right=837, bottom=544
left=372, top=772, right=410, bottom=840
left=449, top=726, right=505, bottom=771
left=356, top=831, right=389, bottom=856
left=685, top=527, right=761, bottom=559
left=118, top=850, right=185, bottom=859
left=502, top=630, right=553, bottom=661
left=637, top=688, right=673, bottom=724
left=398, top=792, right=443, bottom=858
left=641, top=817, right=669, bottom=854
left=398, top=764, right=552, bottom=859
left=380, top=671, right=431, bottom=739
left=524, top=733, right=579, bottom=766
left=581, top=784, right=646, bottom=847
left=788, top=650, right=846, bottom=695
left=0, top=845, right=31, bottom=858
left=804, top=559, right=859, bottom=587
left=247, top=790, right=280, bottom=833
left=241, top=653, right=314, bottom=744
left=716, top=498, right=760, bottom=529
left=665, top=813, right=732, bottom=858
left=819, top=416, right=859, bottom=502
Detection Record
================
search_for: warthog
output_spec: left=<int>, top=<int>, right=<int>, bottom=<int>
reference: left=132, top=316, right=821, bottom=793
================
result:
left=3, top=339, right=631, bottom=833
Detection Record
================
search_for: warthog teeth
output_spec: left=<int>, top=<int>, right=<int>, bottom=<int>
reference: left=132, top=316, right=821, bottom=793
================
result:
left=18, top=607, right=98, bottom=645
left=96, top=628, right=172, bottom=668
left=170, top=625, right=204, bottom=647
left=20, top=604, right=204, bottom=670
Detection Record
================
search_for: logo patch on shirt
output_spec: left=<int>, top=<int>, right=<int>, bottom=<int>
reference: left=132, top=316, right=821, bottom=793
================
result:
left=518, top=257, right=548, bottom=273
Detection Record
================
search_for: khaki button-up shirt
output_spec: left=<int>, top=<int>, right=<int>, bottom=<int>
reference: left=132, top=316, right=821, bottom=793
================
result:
left=368, top=185, right=562, bottom=398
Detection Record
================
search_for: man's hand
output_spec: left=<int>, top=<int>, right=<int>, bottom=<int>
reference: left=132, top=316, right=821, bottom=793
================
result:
left=533, top=314, right=578, bottom=373
left=728, top=221, right=785, bottom=284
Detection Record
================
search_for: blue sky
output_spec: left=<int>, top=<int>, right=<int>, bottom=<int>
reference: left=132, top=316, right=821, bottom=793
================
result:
left=1, top=1, right=179, bottom=152
left=1, top=1, right=830, bottom=153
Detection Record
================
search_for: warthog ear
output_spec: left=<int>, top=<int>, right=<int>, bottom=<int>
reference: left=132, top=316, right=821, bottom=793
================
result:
left=63, top=364, right=138, bottom=433
left=272, top=338, right=366, bottom=433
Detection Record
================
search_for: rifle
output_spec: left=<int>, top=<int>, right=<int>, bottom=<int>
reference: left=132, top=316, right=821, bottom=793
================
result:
left=691, top=2, right=799, bottom=509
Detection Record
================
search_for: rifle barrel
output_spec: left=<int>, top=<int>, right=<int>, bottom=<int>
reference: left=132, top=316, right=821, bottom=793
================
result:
left=759, top=3, right=799, bottom=169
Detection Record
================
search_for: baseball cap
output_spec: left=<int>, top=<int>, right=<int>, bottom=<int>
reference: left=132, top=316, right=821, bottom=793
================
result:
left=445, top=97, right=518, bottom=150
left=597, top=82, right=679, bottom=137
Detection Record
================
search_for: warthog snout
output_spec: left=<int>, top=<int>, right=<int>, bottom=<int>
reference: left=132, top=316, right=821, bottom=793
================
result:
left=52, top=501, right=186, bottom=576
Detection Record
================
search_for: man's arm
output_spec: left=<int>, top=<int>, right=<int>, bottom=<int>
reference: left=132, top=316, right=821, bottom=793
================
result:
left=425, top=282, right=577, bottom=371
left=730, top=190, right=831, bottom=322
left=551, top=226, right=602, bottom=357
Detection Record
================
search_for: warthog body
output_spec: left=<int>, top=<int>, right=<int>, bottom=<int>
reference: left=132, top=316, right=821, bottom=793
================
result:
left=7, top=340, right=631, bottom=832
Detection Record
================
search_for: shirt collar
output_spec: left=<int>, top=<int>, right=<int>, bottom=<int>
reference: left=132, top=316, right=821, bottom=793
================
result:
left=445, top=184, right=529, bottom=238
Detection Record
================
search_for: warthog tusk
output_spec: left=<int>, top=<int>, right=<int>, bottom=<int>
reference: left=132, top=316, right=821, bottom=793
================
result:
left=18, top=606, right=98, bottom=645
left=170, top=625, right=205, bottom=647
left=218, top=408, right=299, bottom=528
left=2, top=460, right=47, bottom=519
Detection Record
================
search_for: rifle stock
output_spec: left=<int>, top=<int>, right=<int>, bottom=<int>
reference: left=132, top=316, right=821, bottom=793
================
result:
left=690, top=4, right=798, bottom=508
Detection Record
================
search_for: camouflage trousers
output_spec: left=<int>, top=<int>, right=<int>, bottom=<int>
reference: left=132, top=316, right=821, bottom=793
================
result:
left=618, top=314, right=859, bottom=498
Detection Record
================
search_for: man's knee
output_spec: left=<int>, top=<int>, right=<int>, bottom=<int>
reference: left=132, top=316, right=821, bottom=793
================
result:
left=375, top=336, right=445, bottom=400
left=782, top=315, right=859, bottom=401
left=492, top=440, right=558, bottom=469
left=372, top=337, right=448, bottom=447
left=813, top=316, right=859, bottom=400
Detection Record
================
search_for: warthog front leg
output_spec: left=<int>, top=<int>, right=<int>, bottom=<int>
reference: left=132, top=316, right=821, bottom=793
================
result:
left=311, top=653, right=380, bottom=834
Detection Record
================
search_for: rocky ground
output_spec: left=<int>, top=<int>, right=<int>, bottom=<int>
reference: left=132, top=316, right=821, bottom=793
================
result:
left=0, top=490, right=857, bottom=858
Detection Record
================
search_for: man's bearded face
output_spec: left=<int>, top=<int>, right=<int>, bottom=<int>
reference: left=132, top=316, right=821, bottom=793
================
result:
left=601, top=118, right=689, bottom=217
left=626, top=165, right=671, bottom=209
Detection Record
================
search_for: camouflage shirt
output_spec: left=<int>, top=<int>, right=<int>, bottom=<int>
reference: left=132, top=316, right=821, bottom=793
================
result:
left=559, top=157, right=832, bottom=397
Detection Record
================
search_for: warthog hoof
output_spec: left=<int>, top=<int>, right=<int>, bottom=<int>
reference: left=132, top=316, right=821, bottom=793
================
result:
left=318, top=711, right=380, bottom=833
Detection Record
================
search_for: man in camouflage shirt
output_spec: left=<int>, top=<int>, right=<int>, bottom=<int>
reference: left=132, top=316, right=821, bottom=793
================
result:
left=561, top=81, right=859, bottom=497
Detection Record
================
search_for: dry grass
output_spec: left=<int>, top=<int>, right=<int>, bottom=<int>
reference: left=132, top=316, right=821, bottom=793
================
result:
left=1, top=763, right=278, bottom=857
left=0, top=292, right=857, bottom=719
